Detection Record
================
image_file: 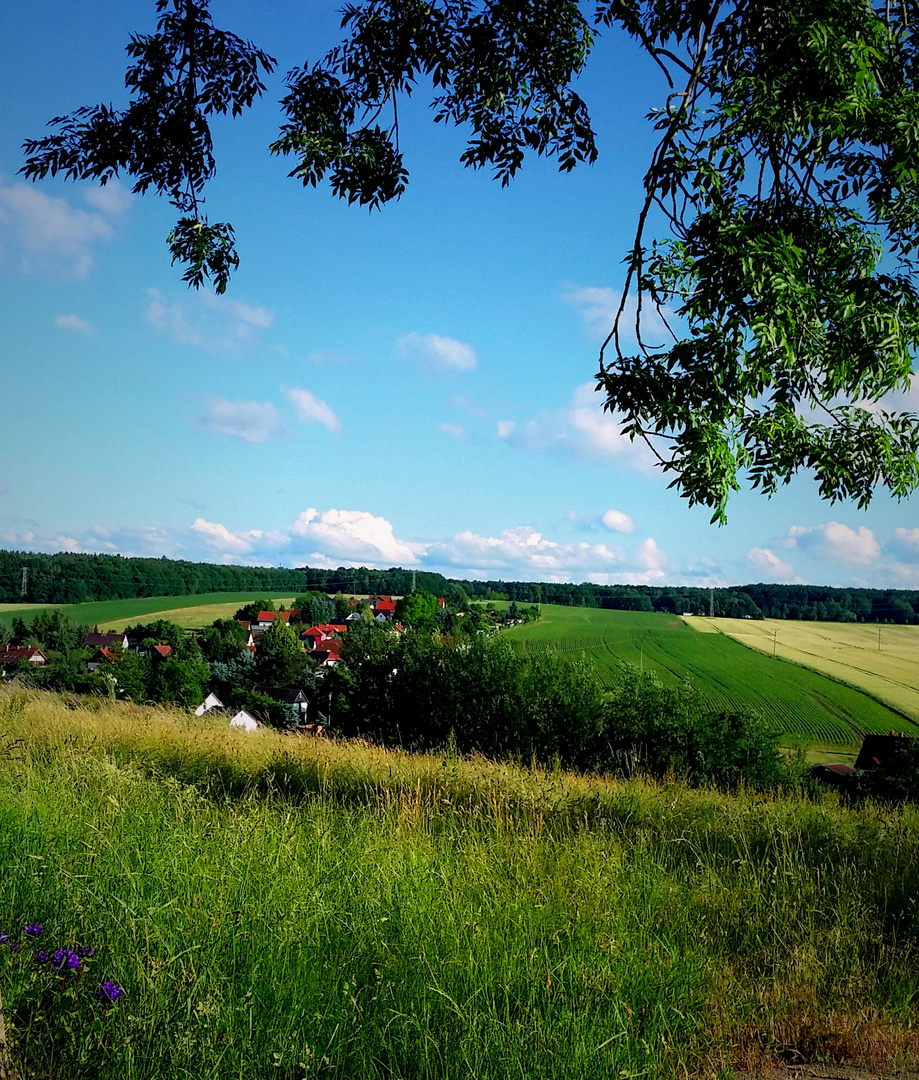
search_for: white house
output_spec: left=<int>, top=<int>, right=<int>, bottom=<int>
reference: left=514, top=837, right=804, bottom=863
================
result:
left=194, top=692, right=225, bottom=716
left=229, top=710, right=260, bottom=731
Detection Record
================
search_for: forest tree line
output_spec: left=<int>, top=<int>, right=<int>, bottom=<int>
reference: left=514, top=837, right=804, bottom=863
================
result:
left=2, top=549, right=918, bottom=623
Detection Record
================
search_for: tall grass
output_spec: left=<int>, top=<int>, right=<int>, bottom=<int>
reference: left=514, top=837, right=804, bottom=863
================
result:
left=0, top=687, right=917, bottom=1079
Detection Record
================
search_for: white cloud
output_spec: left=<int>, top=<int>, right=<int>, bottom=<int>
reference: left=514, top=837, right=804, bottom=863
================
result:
left=283, top=387, right=342, bottom=434
left=191, top=519, right=254, bottom=555
left=191, top=398, right=283, bottom=443
left=289, top=508, right=422, bottom=565
left=425, top=526, right=624, bottom=579
left=747, top=547, right=796, bottom=581
left=785, top=522, right=880, bottom=566
left=55, top=313, right=94, bottom=334
left=145, top=289, right=274, bottom=355
left=858, top=370, right=919, bottom=414
left=602, top=508, right=635, bottom=534
left=0, top=522, right=182, bottom=560
left=503, top=383, right=658, bottom=471
left=396, top=332, right=477, bottom=373
left=0, top=181, right=128, bottom=278
left=623, top=538, right=667, bottom=585
left=82, top=182, right=132, bottom=217
left=563, top=285, right=673, bottom=347
left=889, top=527, right=919, bottom=564
left=439, top=422, right=467, bottom=440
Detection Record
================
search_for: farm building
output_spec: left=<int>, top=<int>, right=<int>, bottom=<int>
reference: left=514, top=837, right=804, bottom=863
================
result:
left=854, top=732, right=916, bottom=771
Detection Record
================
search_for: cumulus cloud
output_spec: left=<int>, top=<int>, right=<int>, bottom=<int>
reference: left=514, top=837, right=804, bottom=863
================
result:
left=500, top=383, right=658, bottom=471
left=283, top=387, right=342, bottom=434
left=191, top=518, right=256, bottom=555
left=396, top=332, right=477, bottom=373
left=747, top=547, right=796, bottom=581
left=191, top=398, right=283, bottom=443
left=145, top=288, right=274, bottom=355
left=889, top=527, right=919, bottom=564
left=424, top=526, right=626, bottom=580
left=439, top=422, right=467, bottom=440
left=602, top=508, right=635, bottom=534
left=0, top=180, right=130, bottom=278
left=55, top=313, right=94, bottom=334
left=563, top=285, right=673, bottom=347
left=785, top=522, right=880, bottom=566
left=290, top=508, right=422, bottom=565
left=603, top=538, right=668, bottom=585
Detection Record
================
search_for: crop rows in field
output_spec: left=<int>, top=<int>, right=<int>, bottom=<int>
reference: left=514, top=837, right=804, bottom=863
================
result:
left=506, top=607, right=919, bottom=746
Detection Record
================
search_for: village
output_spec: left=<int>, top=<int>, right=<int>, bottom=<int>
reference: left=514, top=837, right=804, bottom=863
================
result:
left=0, top=592, right=540, bottom=734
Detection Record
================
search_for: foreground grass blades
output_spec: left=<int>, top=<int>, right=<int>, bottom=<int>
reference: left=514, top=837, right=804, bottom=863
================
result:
left=0, top=688, right=917, bottom=1079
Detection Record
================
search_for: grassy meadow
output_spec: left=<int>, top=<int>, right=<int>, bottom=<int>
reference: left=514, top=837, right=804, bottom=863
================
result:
left=501, top=606, right=919, bottom=747
left=0, top=687, right=917, bottom=1079
left=0, top=592, right=298, bottom=631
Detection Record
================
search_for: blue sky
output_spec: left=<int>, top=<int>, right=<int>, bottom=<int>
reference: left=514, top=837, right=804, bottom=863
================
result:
left=2, top=0, right=918, bottom=589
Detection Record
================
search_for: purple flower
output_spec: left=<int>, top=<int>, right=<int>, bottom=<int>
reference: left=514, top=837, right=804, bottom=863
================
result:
left=35, top=950, right=50, bottom=965
left=52, top=948, right=80, bottom=972
left=78, top=946, right=94, bottom=958
left=8, top=942, right=21, bottom=954
left=23, top=923, right=42, bottom=938
left=95, top=981, right=124, bottom=1003
left=0, top=932, right=7, bottom=946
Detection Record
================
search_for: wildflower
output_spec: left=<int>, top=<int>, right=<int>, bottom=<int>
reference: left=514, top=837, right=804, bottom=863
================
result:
left=8, top=942, right=21, bottom=954
left=78, top=946, right=94, bottom=958
left=52, top=948, right=81, bottom=972
left=0, top=932, right=7, bottom=946
left=95, top=981, right=124, bottom=1003
left=23, top=923, right=42, bottom=938
left=35, top=949, right=50, bottom=964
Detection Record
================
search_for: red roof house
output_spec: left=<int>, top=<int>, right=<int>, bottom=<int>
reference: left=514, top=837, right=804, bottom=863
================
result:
left=1, top=647, right=47, bottom=668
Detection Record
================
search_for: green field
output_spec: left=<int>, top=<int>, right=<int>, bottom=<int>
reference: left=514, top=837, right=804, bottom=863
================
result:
left=502, top=605, right=919, bottom=746
left=696, top=616, right=919, bottom=723
left=0, top=592, right=298, bottom=630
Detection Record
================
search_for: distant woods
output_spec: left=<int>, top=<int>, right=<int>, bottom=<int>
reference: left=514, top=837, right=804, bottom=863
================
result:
left=1, top=549, right=919, bottom=623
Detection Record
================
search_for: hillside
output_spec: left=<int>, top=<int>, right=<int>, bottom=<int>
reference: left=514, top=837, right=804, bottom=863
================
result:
left=501, top=605, right=919, bottom=746
left=0, top=688, right=916, bottom=1080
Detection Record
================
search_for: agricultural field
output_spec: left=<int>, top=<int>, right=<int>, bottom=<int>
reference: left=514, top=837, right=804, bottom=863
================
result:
left=502, top=605, right=919, bottom=747
left=0, top=592, right=298, bottom=631
left=693, top=617, right=919, bottom=724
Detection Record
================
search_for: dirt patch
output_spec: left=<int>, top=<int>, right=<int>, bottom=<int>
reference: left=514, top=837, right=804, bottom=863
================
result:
left=735, top=1067, right=919, bottom=1080
left=726, top=1012, right=919, bottom=1080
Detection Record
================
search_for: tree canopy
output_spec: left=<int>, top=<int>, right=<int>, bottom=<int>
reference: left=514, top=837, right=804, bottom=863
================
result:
left=21, top=0, right=919, bottom=519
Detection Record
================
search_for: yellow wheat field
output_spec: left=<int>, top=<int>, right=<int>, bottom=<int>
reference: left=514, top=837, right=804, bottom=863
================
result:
left=96, top=598, right=300, bottom=629
left=687, top=617, right=919, bottom=722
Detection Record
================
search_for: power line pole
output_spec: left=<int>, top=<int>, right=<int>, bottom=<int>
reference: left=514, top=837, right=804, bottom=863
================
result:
left=20, top=567, right=28, bottom=596
left=709, top=587, right=714, bottom=618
